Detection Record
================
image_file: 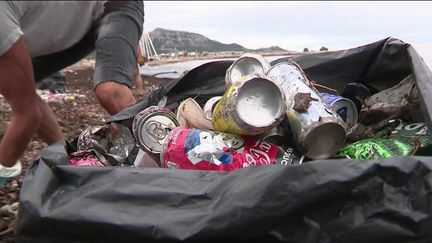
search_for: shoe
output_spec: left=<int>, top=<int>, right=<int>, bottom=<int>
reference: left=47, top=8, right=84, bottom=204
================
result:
left=0, top=160, right=22, bottom=187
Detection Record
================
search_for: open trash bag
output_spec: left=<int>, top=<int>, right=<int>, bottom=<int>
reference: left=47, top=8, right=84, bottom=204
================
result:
left=16, top=37, right=432, bottom=243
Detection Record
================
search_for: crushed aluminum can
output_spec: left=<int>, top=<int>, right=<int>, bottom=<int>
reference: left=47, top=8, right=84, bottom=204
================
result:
left=132, top=106, right=179, bottom=165
left=339, top=137, right=413, bottom=160
left=176, top=98, right=212, bottom=130
left=160, top=127, right=290, bottom=171
left=77, top=125, right=104, bottom=151
left=267, top=61, right=346, bottom=160
left=374, top=119, right=431, bottom=155
left=69, top=149, right=111, bottom=167
left=212, top=73, right=286, bottom=136
left=320, top=92, right=358, bottom=128
left=77, top=123, right=135, bottom=165
left=225, top=53, right=271, bottom=86
left=203, top=96, right=222, bottom=120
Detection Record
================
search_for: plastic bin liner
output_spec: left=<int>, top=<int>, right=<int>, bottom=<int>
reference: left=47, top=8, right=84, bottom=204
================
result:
left=16, top=37, right=432, bottom=242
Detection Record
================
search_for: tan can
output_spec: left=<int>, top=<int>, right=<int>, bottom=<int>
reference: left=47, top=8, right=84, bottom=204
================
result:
left=203, top=96, right=222, bottom=120
left=212, top=73, right=285, bottom=136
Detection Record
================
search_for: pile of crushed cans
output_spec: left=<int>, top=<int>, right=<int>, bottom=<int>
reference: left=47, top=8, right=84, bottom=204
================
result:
left=69, top=53, right=431, bottom=171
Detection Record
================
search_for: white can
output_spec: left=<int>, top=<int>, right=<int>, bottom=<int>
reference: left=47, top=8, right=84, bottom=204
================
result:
left=267, top=61, right=346, bottom=160
left=225, top=53, right=271, bottom=86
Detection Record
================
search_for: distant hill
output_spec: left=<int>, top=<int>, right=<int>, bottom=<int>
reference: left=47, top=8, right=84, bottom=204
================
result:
left=255, top=46, right=287, bottom=53
left=148, top=28, right=287, bottom=54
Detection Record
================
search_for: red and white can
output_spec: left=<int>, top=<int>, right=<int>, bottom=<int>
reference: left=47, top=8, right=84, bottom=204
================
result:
left=69, top=149, right=110, bottom=167
left=160, top=127, right=281, bottom=171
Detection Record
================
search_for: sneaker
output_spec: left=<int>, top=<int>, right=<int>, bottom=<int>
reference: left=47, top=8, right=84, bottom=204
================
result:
left=0, top=160, right=22, bottom=187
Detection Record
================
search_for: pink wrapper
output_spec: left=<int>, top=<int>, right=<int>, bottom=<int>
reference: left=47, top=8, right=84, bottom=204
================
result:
left=69, top=150, right=110, bottom=167
left=161, top=127, right=280, bottom=171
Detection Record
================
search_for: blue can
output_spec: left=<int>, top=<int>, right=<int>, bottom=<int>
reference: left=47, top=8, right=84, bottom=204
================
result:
left=320, top=93, right=358, bottom=128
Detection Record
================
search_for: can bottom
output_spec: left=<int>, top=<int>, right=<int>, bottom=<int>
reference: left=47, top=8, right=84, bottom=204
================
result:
left=303, top=123, right=346, bottom=160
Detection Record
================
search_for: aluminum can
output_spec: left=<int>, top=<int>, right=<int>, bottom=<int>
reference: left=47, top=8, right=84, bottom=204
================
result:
left=258, top=125, right=290, bottom=147
left=267, top=61, right=346, bottom=160
left=339, top=138, right=413, bottom=160
left=132, top=106, right=179, bottom=165
left=212, top=73, right=285, bottom=136
left=69, top=149, right=110, bottom=167
left=77, top=125, right=104, bottom=151
left=160, top=127, right=282, bottom=171
left=375, top=119, right=431, bottom=154
left=77, top=123, right=135, bottom=165
left=225, top=53, right=271, bottom=86
left=176, top=98, right=212, bottom=130
left=203, top=96, right=222, bottom=120
left=320, top=92, right=358, bottom=128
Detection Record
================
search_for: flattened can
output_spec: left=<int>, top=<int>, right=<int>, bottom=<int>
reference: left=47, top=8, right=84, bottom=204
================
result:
left=320, top=92, right=358, bottom=128
left=225, top=53, right=271, bottom=86
left=267, top=61, right=346, bottom=160
left=69, top=149, right=110, bottom=167
left=132, top=106, right=179, bottom=164
left=212, top=73, right=285, bottom=136
left=77, top=125, right=104, bottom=151
left=203, top=96, right=222, bottom=120
left=160, top=127, right=282, bottom=171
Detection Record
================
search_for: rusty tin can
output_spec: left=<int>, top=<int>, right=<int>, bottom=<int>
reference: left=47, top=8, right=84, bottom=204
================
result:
left=267, top=61, right=346, bottom=160
left=203, top=96, right=222, bottom=120
left=212, top=73, right=285, bottom=136
left=132, top=106, right=179, bottom=163
left=225, top=53, right=271, bottom=86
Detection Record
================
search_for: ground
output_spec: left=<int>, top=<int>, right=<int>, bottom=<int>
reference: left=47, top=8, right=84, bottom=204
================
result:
left=0, top=59, right=168, bottom=241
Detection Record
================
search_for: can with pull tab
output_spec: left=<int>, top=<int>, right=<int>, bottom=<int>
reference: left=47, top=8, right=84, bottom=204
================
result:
left=132, top=106, right=179, bottom=165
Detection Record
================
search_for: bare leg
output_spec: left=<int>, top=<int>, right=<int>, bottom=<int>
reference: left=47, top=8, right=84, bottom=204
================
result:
left=0, top=38, right=41, bottom=167
left=35, top=96, right=64, bottom=144
left=134, top=72, right=145, bottom=96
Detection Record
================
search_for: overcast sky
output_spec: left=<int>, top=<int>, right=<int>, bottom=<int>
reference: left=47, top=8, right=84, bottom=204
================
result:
left=144, top=1, right=432, bottom=67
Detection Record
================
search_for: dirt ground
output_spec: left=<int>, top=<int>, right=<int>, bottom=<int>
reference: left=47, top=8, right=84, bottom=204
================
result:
left=0, top=60, right=168, bottom=241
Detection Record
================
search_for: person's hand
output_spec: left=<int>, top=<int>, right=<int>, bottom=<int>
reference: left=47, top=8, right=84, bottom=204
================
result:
left=0, top=160, right=22, bottom=187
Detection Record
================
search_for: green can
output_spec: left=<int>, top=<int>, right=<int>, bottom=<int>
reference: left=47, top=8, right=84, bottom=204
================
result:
left=375, top=119, right=431, bottom=155
left=339, top=138, right=413, bottom=160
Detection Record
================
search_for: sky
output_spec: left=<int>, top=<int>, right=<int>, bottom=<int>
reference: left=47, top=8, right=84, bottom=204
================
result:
left=143, top=1, right=432, bottom=67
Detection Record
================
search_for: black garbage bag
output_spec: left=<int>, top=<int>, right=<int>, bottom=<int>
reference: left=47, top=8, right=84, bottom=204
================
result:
left=16, top=37, right=432, bottom=243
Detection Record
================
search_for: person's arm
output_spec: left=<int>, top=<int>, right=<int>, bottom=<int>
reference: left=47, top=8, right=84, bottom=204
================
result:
left=0, top=37, right=42, bottom=167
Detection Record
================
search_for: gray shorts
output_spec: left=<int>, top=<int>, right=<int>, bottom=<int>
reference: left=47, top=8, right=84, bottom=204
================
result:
left=32, top=1, right=144, bottom=89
